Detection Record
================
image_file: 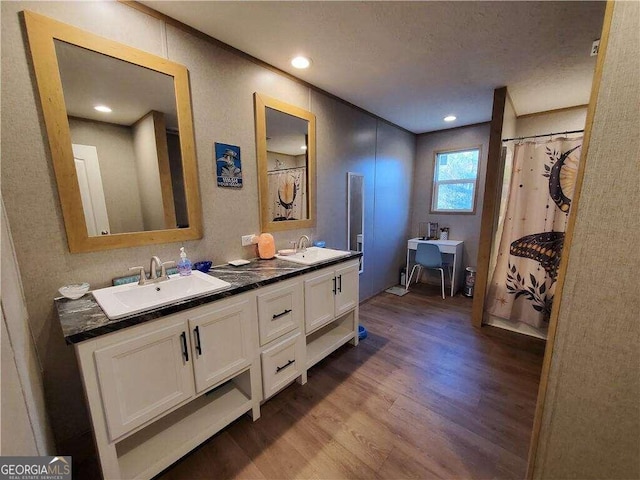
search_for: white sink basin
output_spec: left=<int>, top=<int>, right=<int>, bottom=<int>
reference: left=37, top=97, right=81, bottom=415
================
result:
left=275, top=246, right=351, bottom=266
left=92, top=271, right=231, bottom=320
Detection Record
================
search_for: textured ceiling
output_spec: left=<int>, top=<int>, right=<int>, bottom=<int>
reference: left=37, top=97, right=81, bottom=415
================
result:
left=141, top=1, right=606, bottom=134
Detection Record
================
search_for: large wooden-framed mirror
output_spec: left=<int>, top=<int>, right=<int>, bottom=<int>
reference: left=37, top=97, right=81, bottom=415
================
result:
left=254, top=93, right=316, bottom=232
left=24, top=11, right=202, bottom=253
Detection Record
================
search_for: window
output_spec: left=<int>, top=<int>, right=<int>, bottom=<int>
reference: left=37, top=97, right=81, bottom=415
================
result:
left=431, top=147, right=480, bottom=213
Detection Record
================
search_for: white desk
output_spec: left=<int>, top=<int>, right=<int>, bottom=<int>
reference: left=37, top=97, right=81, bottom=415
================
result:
left=406, top=238, right=464, bottom=296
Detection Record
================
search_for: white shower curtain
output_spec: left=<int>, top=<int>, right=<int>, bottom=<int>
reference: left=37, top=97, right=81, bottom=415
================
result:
left=485, top=137, right=582, bottom=328
left=267, top=167, right=307, bottom=221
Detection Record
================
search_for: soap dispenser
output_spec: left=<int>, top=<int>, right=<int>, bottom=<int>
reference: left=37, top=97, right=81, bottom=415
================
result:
left=177, top=247, right=192, bottom=276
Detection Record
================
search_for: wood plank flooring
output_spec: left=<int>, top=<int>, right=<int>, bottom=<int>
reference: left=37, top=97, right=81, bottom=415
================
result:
left=154, top=285, right=545, bottom=480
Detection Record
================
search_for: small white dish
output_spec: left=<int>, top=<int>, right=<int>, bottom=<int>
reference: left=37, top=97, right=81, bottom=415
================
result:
left=277, top=249, right=296, bottom=256
left=59, top=283, right=90, bottom=300
left=228, top=259, right=250, bottom=266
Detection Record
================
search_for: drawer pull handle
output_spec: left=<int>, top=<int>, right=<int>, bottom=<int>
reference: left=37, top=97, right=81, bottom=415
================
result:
left=180, top=332, right=189, bottom=362
left=276, top=359, right=295, bottom=373
left=338, top=274, right=342, bottom=293
left=194, top=326, right=202, bottom=355
left=272, top=309, right=292, bottom=320
left=332, top=277, right=337, bottom=295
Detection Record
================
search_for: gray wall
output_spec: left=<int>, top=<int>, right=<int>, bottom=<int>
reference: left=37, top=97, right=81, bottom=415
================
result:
left=532, top=1, right=640, bottom=478
left=411, top=123, right=491, bottom=271
left=0, top=1, right=414, bottom=447
left=372, top=122, right=416, bottom=293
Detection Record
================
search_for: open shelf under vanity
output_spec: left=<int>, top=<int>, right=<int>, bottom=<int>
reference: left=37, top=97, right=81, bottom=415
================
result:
left=115, top=371, right=252, bottom=479
left=306, top=311, right=356, bottom=369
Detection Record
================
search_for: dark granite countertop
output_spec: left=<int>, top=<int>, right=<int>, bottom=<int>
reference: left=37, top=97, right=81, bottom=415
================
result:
left=55, top=253, right=362, bottom=345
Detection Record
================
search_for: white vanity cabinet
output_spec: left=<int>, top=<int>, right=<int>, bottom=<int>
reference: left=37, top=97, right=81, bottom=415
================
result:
left=256, top=279, right=306, bottom=399
left=304, top=260, right=360, bottom=369
left=71, top=257, right=360, bottom=480
left=334, top=262, right=360, bottom=317
left=304, top=261, right=359, bottom=333
left=75, top=293, right=260, bottom=480
left=188, top=299, right=254, bottom=393
left=94, top=317, right=195, bottom=441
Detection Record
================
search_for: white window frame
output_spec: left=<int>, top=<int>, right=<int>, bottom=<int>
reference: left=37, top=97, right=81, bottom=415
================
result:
left=431, top=146, right=480, bottom=214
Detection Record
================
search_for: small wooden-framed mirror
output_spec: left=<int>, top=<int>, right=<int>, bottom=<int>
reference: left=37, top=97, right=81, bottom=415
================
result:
left=254, top=93, right=316, bottom=232
left=24, top=11, right=202, bottom=252
left=347, top=172, right=364, bottom=273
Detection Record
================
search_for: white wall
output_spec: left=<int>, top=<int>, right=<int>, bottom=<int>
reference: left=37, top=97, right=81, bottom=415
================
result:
left=502, top=95, right=517, bottom=140
left=516, top=107, right=587, bottom=138
left=266, top=151, right=306, bottom=171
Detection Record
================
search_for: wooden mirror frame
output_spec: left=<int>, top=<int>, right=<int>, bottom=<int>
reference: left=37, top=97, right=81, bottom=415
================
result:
left=24, top=11, right=202, bottom=252
left=254, top=93, right=316, bottom=232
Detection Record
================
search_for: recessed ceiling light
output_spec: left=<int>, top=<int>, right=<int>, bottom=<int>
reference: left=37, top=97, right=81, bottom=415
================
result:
left=94, top=105, right=112, bottom=113
left=291, top=56, right=311, bottom=69
left=444, top=115, right=456, bottom=122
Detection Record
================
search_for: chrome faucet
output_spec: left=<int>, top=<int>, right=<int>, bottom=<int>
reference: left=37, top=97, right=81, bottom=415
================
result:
left=149, top=256, right=162, bottom=280
left=129, top=256, right=175, bottom=285
left=296, top=235, right=311, bottom=253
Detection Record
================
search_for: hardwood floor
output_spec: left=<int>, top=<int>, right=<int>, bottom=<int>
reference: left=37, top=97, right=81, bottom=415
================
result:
left=152, top=285, right=545, bottom=480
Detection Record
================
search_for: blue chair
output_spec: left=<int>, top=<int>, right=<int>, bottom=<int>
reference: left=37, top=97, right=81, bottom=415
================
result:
left=405, top=243, right=446, bottom=299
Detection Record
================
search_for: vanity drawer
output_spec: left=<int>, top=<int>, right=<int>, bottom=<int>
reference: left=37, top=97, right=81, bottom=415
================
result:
left=257, top=281, right=303, bottom=346
left=261, top=332, right=304, bottom=399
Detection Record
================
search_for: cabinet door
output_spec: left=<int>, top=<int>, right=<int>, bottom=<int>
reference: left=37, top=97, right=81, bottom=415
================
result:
left=335, top=262, right=360, bottom=317
left=189, top=299, right=254, bottom=394
left=94, top=319, right=194, bottom=441
left=304, top=269, right=336, bottom=333
left=257, top=281, right=303, bottom=346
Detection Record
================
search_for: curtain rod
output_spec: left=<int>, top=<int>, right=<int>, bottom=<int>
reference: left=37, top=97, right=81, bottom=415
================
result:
left=267, top=166, right=306, bottom=173
left=502, top=129, right=584, bottom=142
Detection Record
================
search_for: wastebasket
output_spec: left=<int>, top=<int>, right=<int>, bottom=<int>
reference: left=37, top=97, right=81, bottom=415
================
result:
left=463, top=267, right=476, bottom=297
left=400, top=267, right=406, bottom=286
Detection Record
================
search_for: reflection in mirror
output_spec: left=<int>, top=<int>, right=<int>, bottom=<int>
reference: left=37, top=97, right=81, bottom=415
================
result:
left=24, top=11, right=202, bottom=252
left=55, top=40, right=188, bottom=236
left=347, top=173, right=365, bottom=273
left=266, top=108, right=309, bottom=222
left=255, top=93, right=316, bottom=232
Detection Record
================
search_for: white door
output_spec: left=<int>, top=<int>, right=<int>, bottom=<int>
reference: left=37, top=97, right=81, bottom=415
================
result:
left=72, top=144, right=110, bottom=236
left=189, top=299, right=254, bottom=394
left=94, top=319, right=195, bottom=441
left=334, top=262, right=360, bottom=317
